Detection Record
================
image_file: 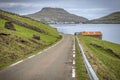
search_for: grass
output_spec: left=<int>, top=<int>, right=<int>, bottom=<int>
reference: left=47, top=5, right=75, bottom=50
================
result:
left=0, top=10, right=61, bottom=70
left=0, top=10, right=59, bottom=38
left=0, top=19, right=58, bottom=43
left=77, top=36, right=120, bottom=80
left=75, top=37, right=90, bottom=80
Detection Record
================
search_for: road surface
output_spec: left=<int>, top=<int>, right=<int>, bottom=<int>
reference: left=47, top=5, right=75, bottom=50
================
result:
left=0, top=34, right=74, bottom=80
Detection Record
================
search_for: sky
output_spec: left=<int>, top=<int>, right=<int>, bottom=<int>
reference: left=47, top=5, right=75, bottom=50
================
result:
left=0, top=0, right=120, bottom=20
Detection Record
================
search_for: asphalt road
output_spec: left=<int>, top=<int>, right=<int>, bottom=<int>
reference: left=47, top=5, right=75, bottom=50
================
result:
left=0, top=34, right=74, bottom=80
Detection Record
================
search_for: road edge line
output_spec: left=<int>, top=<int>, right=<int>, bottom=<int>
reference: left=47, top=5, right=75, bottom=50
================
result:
left=72, top=36, right=76, bottom=78
left=9, top=35, right=64, bottom=67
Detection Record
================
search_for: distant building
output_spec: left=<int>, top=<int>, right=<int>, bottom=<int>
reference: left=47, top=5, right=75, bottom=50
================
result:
left=79, top=31, right=102, bottom=39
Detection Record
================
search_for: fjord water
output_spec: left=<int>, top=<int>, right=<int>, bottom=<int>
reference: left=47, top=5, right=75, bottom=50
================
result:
left=51, top=24, right=120, bottom=44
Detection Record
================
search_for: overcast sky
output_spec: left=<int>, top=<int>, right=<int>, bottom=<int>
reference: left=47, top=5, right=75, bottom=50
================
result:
left=0, top=0, right=120, bottom=20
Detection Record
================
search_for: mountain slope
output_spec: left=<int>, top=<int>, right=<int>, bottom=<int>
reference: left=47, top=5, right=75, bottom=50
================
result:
left=87, top=12, right=120, bottom=24
left=26, top=7, right=88, bottom=24
left=0, top=9, right=61, bottom=70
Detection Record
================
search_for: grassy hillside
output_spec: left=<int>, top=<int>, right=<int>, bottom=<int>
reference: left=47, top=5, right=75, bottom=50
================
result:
left=75, top=38, right=90, bottom=80
left=0, top=10, right=61, bottom=70
left=77, top=36, right=120, bottom=80
left=0, top=10, right=59, bottom=37
left=87, top=12, right=120, bottom=24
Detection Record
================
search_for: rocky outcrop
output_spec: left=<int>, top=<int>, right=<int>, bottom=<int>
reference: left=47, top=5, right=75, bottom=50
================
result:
left=5, top=22, right=16, bottom=31
left=0, top=33, right=10, bottom=36
left=33, top=34, right=40, bottom=40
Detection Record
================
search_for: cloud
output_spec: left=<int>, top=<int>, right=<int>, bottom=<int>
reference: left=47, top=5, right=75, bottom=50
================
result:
left=0, top=2, right=41, bottom=8
left=68, top=8, right=107, bottom=12
left=83, top=8, right=107, bottom=11
left=67, top=8, right=111, bottom=20
left=0, top=1, right=69, bottom=9
left=0, top=0, right=120, bottom=19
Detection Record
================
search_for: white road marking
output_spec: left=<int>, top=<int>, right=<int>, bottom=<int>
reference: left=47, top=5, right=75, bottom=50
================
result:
left=8, top=36, right=64, bottom=68
left=28, top=55, right=35, bottom=59
left=10, top=60, right=23, bottom=67
left=73, top=54, right=75, bottom=58
left=37, top=52, right=42, bottom=55
left=43, top=37, right=64, bottom=53
left=72, top=68, right=75, bottom=78
left=72, top=37, right=75, bottom=78
left=73, top=60, right=75, bottom=65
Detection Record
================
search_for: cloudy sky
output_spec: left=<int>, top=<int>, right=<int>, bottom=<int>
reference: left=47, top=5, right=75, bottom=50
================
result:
left=0, top=0, right=120, bottom=20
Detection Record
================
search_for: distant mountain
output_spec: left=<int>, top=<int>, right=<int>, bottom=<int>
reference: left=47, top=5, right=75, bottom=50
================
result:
left=26, top=7, right=88, bottom=24
left=87, top=12, right=120, bottom=24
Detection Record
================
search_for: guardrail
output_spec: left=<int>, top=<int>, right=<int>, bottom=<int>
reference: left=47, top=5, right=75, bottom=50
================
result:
left=76, top=37, right=99, bottom=80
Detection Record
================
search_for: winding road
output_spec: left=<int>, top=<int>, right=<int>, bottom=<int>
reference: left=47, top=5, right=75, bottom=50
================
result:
left=0, top=34, right=74, bottom=80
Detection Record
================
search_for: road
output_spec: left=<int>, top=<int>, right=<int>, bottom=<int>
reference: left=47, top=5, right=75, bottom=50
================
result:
left=0, top=34, right=74, bottom=80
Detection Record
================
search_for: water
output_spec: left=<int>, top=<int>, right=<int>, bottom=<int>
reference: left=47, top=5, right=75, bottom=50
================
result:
left=51, top=24, right=120, bottom=44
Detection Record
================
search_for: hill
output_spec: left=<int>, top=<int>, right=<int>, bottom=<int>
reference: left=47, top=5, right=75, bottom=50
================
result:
left=87, top=12, right=120, bottom=24
left=0, top=9, right=61, bottom=70
left=26, top=7, right=88, bottom=24
left=76, top=36, right=120, bottom=80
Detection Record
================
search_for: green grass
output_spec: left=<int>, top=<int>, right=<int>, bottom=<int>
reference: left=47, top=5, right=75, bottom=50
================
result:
left=75, top=37, right=89, bottom=80
left=0, top=10, right=59, bottom=38
left=0, top=19, right=58, bottom=43
left=0, top=10, right=61, bottom=70
left=77, top=36, right=120, bottom=80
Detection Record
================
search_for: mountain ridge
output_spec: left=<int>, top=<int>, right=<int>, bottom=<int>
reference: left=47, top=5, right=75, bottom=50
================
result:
left=87, top=11, right=120, bottom=24
left=26, top=7, right=88, bottom=24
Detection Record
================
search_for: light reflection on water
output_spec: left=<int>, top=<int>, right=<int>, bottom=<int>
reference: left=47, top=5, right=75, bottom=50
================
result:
left=51, top=24, right=120, bottom=44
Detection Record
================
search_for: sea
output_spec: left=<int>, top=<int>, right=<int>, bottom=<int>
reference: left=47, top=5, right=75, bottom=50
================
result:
left=51, top=24, right=120, bottom=44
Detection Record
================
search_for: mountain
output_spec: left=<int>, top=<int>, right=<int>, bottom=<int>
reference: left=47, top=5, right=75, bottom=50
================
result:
left=0, top=9, right=61, bottom=70
left=87, top=12, right=120, bottom=24
left=26, top=7, right=88, bottom=24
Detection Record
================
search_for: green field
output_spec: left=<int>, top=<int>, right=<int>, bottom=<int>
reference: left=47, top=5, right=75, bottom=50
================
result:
left=0, top=10, right=61, bottom=70
left=75, top=38, right=90, bottom=80
left=77, top=36, right=120, bottom=80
